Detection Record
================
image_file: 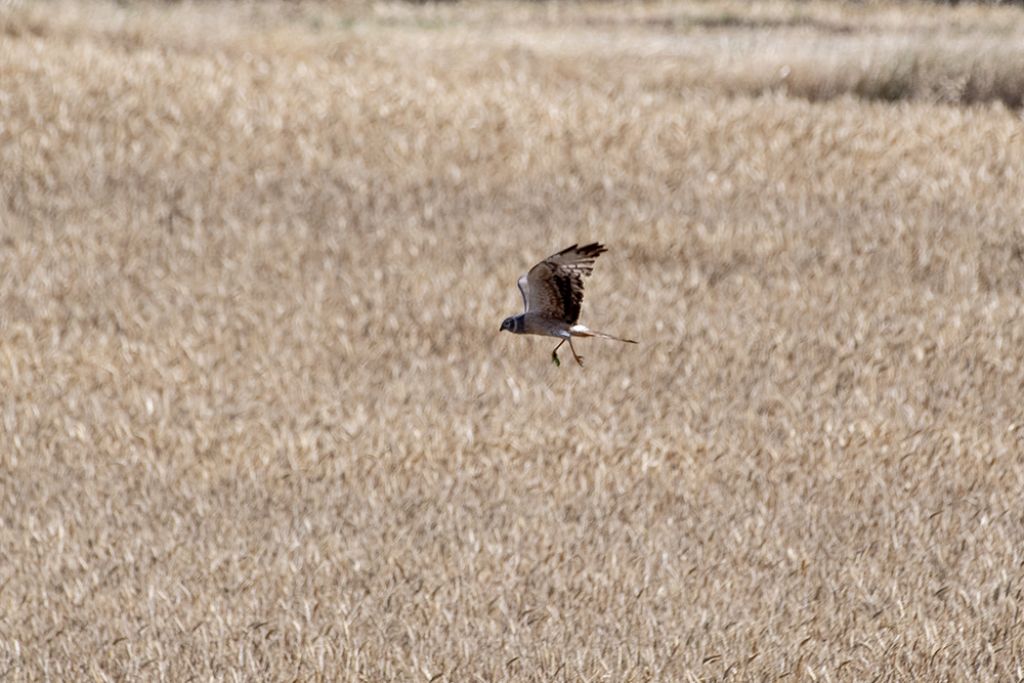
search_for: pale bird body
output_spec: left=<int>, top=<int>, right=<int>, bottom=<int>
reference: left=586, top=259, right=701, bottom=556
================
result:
left=499, top=242, right=637, bottom=366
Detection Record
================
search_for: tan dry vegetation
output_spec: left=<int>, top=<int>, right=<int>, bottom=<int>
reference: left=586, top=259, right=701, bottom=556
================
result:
left=2, top=0, right=1024, bottom=680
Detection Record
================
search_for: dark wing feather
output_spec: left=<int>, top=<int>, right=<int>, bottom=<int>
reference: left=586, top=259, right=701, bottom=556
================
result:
left=522, top=242, right=607, bottom=323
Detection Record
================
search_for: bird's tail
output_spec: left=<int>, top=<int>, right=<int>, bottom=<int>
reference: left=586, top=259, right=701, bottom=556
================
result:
left=569, top=324, right=638, bottom=344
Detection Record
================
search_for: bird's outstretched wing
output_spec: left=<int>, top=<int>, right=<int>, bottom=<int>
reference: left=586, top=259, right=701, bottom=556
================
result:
left=517, top=242, right=607, bottom=324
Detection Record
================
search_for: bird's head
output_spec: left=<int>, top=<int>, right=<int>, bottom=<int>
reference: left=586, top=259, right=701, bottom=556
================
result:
left=499, top=317, right=516, bottom=333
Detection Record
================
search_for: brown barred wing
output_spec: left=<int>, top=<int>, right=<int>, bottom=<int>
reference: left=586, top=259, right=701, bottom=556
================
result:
left=522, top=242, right=607, bottom=324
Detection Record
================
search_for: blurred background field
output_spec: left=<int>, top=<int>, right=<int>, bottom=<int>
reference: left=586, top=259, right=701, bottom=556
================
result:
left=2, top=0, right=1024, bottom=679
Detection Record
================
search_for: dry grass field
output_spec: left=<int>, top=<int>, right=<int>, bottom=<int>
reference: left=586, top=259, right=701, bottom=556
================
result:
left=3, top=0, right=1024, bottom=679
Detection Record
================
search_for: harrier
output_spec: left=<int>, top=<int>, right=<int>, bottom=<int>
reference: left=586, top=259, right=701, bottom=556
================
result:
left=499, top=242, right=637, bottom=367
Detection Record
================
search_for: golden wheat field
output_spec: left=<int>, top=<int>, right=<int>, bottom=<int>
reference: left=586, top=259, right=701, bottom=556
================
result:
left=3, top=0, right=1024, bottom=679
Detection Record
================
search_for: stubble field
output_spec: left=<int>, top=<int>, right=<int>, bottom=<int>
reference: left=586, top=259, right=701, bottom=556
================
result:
left=3, top=0, right=1024, bottom=679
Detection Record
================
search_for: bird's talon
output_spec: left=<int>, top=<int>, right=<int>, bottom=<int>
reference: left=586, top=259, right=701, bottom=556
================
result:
left=551, top=352, right=561, bottom=367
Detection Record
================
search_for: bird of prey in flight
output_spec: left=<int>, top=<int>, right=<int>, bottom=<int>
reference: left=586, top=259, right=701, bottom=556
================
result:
left=499, top=242, right=637, bottom=367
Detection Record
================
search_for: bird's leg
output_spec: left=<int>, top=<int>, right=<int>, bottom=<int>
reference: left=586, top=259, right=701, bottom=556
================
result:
left=567, top=338, right=584, bottom=367
left=551, top=339, right=566, bottom=366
